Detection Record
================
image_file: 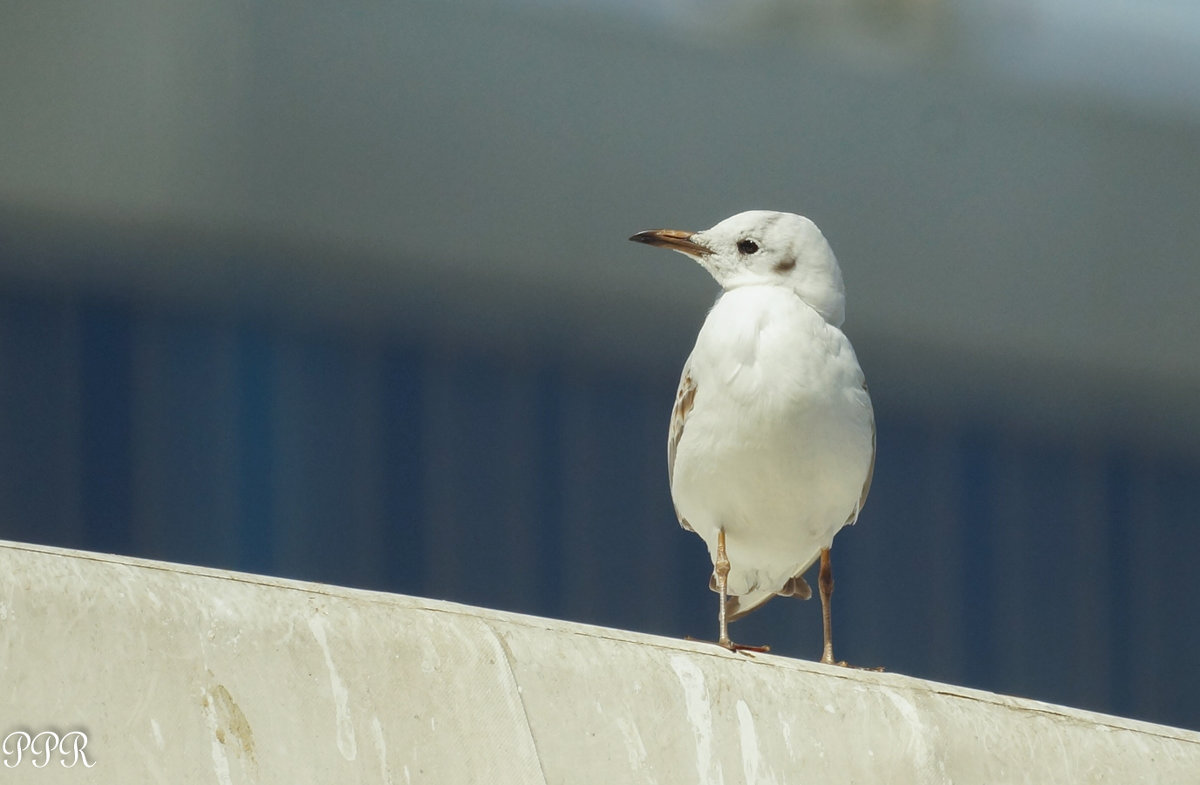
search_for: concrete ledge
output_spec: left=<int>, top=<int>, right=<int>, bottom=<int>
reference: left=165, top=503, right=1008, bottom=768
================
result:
left=1, top=539, right=1197, bottom=783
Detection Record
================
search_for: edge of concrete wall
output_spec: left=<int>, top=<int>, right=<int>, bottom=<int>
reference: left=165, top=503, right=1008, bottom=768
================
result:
left=1, top=539, right=1197, bottom=783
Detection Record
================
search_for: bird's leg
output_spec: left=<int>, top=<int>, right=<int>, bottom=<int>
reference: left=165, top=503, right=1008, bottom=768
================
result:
left=819, top=547, right=840, bottom=665
left=703, top=530, right=770, bottom=654
left=815, top=548, right=884, bottom=671
left=715, top=529, right=733, bottom=649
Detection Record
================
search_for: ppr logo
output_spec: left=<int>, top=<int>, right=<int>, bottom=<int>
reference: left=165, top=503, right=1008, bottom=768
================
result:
left=2, top=730, right=95, bottom=768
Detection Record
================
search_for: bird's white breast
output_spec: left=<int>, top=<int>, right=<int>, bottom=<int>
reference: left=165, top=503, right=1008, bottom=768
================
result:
left=671, top=285, right=874, bottom=596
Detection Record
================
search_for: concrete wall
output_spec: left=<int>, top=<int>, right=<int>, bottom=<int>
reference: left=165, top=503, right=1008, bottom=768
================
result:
left=2, top=539, right=1197, bottom=784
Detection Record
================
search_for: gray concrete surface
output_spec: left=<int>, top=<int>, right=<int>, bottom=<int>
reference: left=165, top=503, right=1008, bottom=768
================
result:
left=1, top=538, right=1197, bottom=783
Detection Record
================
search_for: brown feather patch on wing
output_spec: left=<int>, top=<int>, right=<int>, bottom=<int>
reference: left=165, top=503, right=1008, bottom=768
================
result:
left=668, top=366, right=697, bottom=532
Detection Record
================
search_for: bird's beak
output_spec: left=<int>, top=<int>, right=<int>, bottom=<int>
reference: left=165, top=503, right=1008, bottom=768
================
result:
left=628, top=228, right=710, bottom=257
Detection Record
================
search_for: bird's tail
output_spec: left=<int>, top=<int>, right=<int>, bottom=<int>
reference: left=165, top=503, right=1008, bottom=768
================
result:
left=711, top=574, right=812, bottom=622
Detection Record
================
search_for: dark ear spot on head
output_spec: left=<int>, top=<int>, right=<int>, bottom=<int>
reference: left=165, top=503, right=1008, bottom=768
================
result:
left=773, top=257, right=797, bottom=273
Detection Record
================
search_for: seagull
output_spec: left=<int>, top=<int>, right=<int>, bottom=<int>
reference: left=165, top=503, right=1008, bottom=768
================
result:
left=630, top=210, right=875, bottom=662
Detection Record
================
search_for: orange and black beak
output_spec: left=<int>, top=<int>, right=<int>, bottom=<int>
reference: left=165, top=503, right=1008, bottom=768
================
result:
left=628, top=228, right=710, bottom=257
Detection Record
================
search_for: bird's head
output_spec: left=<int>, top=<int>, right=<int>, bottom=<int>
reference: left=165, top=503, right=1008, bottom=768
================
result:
left=630, top=210, right=846, bottom=326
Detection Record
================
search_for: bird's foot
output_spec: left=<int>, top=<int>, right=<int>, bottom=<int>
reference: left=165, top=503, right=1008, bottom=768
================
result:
left=723, top=639, right=771, bottom=655
left=820, top=657, right=885, bottom=672
left=686, top=635, right=770, bottom=655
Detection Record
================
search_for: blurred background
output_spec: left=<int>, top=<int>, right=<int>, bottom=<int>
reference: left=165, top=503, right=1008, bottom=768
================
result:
left=2, top=0, right=1199, bottom=730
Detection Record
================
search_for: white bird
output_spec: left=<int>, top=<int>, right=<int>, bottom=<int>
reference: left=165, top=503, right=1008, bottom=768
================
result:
left=630, top=210, right=875, bottom=661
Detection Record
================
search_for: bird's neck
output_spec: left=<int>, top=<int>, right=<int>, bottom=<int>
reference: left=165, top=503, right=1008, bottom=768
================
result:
left=718, top=281, right=845, bottom=328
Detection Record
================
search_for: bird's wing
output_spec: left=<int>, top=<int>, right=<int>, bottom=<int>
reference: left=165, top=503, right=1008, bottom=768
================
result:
left=846, top=383, right=876, bottom=526
left=668, top=363, right=697, bottom=533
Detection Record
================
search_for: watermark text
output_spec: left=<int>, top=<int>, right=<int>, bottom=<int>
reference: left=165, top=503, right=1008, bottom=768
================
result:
left=2, top=730, right=94, bottom=768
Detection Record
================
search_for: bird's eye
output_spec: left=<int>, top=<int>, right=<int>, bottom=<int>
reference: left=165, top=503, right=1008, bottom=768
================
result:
left=737, top=239, right=759, bottom=255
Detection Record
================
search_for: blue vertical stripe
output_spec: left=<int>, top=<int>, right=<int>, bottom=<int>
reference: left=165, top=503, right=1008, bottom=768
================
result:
left=78, top=300, right=134, bottom=554
left=1105, top=447, right=1133, bottom=717
left=960, top=427, right=997, bottom=688
left=0, top=291, right=76, bottom=544
left=531, top=364, right=564, bottom=618
left=235, top=322, right=275, bottom=573
left=379, top=345, right=426, bottom=595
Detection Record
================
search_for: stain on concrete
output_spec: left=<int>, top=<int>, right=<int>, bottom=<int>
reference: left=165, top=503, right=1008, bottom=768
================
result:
left=209, top=684, right=256, bottom=762
left=200, top=673, right=258, bottom=785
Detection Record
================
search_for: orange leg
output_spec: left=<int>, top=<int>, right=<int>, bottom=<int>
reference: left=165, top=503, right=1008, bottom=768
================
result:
left=819, top=548, right=837, bottom=665
left=715, top=529, right=732, bottom=648
left=711, top=530, right=768, bottom=654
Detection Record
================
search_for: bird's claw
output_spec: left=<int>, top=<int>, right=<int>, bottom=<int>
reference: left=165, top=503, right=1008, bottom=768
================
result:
left=822, top=658, right=885, bottom=672
left=685, top=635, right=770, bottom=655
